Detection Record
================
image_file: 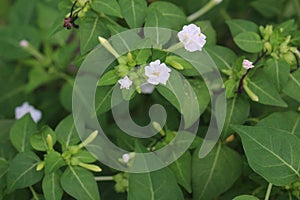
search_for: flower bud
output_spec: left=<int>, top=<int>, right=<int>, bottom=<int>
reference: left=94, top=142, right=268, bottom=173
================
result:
left=165, top=56, right=185, bottom=70
left=264, top=42, right=272, bottom=54
left=47, top=134, right=53, bottom=150
left=282, top=52, right=296, bottom=65
left=98, top=36, right=120, bottom=58
left=115, top=65, right=129, bottom=77
left=36, top=161, right=45, bottom=171
left=79, top=130, right=98, bottom=148
left=243, top=82, right=259, bottom=102
left=79, top=162, right=102, bottom=172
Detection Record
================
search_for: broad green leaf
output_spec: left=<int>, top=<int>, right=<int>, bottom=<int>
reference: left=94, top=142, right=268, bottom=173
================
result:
left=55, top=115, right=81, bottom=149
left=247, top=72, right=287, bottom=107
left=165, top=55, right=199, bottom=76
left=232, top=125, right=300, bottom=186
left=263, top=58, right=290, bottom=91
left=144, top=11, right=172, bottom=45
left=128, top=167, right=184, bottom=200
left=79, top=16, right=110, bottom=54
left=188, top=79, right=210, bottom=114
left=42, top=171, right=63, bottom=200
left=226, top=19, right=259, bottom=37
left=278, top=19, right=297, bottom=32
left=195, top=21, right=216, bottom=45
left=192, top=143, right=242, bottom=200
left=257, top=111, right=300, bottom=138
left=157, top=71, right=200, bottom=128
left=97, top=70, right=119, bottom=86
left=7, top=152, right=43, bottom=192
left=233, top=32, right=263, bottom=53
left=251, top=0, right=282, bottom=18
left=73, top=150, right=97, bottom=163
left=0, top=158, right=9, bottom=191
left=107, top=24, right=128, bottom=35
left=119, top=0, right=147, bottom=28
left=91, top=0, right=122, bottom=18
left=169, top=151, right=192, bottom=193
left=95, top=86, right=114, bottom=115
left=0, top=120, right=17, bottom=160
left=61, top=166, right=100, bottom=200
left=59, top=81, right=73, bottom=111
left=233, top=195, right=259, bottom=200
left=9, top=114, right=37, bottom=152
left=30, top=126, right=56, bottom=151
left=283, top=69, right=300, bottom=103
left=221, top=96, right=250, bottom=140
left=147, top=2, right=186, bottom=30
left=206, top=45, right=237, bottom=71
left=44, top=151, right=66, bottom=174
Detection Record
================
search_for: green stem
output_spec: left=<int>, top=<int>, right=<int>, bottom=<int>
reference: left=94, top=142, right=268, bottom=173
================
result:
left=29, top=186, right=39, bottom=200
left=264, top=183, right=273, bottom=200
left=94, top=176, right=114, bottom=181
left=187, top=0, right=219, bottom=22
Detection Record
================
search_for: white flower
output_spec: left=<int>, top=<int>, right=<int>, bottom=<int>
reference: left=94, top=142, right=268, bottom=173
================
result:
left=122, top=154, right=130, bottom=163
left=118, top=76, right=132, bottom=90
left=178, top=24, right=206, bottom=52
left=15, top=102, right=42, bottom=123
left=19, top=40, right=29, bottom=48
left=140, top=82, right=155, bottom=94
left=145, top=60, right=171, bottom=85
left=242, top=59, right=255, bottom=70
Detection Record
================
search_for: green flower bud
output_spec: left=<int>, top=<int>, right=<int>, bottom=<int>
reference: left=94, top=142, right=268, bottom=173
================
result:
left=243, top=81, right=259, bottom=102
left=263, top=25, right=273, bottom=41
left=117, top=56, right=128, bottom=65
left=165, top=56, right=185, bottom=70
left=98, top=36, right=120, bottom=58
left=69, top=145, right=80, bottom=155
left=79, top=162, right=102, bottom=172
left=36, top=161, right=45, bottom=171
left=115, top=65, right=129, bottom=77
left=47, top=134, right=53, bottom=150
left=264, top=42, right=272, bottom=54
left=79, top=130, right=98, bottom=148
left=282, top=52, right=296, bottom=65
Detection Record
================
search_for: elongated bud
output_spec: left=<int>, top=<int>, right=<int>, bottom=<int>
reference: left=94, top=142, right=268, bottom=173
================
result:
left=79, top=130, right=98, bottom=148
left=36, top=161, right=45, bottom=171
left=152, top=122, right=166, bottom=136
left=98, top=36, right=120, bottom=58
left=79, top=162, right=102, bottom=172
left=47, top=134, right=53, bottom=150
left=165, top=56, right=184, bottom=70
left=243, top=82, right=259, bottom=102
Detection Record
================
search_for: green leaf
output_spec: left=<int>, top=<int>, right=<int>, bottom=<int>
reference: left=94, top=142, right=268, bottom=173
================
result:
left=0, top=158, right=9, bottom=191
left=59, top=81, right=73, bottom=111
left=95, top=86, right=114, bottom=115
left=247, top=72, right=287, bottom=107
left=226, top=19, right=259, bottom=37
left=98, top=70, right=119, bottom=86
left=42, top=171, right=63, bottom=200
left=10, top=114, right=37, bottom=152
left=79, top=17, right=110, bottom=54
left=206, top=45, right=237, bottom=71
left=119, top=0, right=147, bottom=28
left=233, top=195, right=259, bottom=200
left=233, top=32, right=263, bottom=53
left=169, top=151, right=192, bottom=193
left=60, top=166, right=100, bottom=200
left=263, top=58, right=290, bottom=91
left=128, top=167, right=184, bottom=200
left=55, top=115, right=81, bottom=149
left=146, top=2, right=186, bottom=30
left=250, top=0, right=282, bottom=18
left=257, top=111, right=300, bottom=138
left=232, top=125, right=300, bottom=186
left=30, top=126, right=56, bottom=151
left=192, top=143, right=242, bottom=200
left=188, top=79, right=210, bottom=114
left=157, top=71, right=200, bottom=128
left=73, top=150, right=97, bottom=163
left=91, top=0, right=123, bottom=18
left=221, top=96, right=250, bottom=140
left=283, top=69, right=300, bottom=103
left=44, top=151, right=66, bottom=174
left=7, top=152, right=43, bottom=192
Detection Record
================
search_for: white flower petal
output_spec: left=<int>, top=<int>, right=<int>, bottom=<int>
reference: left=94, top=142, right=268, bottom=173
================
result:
left=178, top=24, right=206, bottom=52
left=141, top=83, right=155, bottom=94
left=15, top=102, right=42, bottom=123
left=144, top=60, right=171, bottom=85
left=242, top=59, right=255, bottom=70
left=118, top=76, right=132, bottom=90
left=122, top=153, right=130, bottom=163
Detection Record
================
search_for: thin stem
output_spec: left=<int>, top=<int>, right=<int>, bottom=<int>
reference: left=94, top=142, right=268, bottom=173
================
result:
left=29, top=186, right=39, bottom=200
left=94, top=176, right=114, bottom=181
left=264, top=183, right=273, bottom=200
left=166, top=42, right=184, bottom=52
left=187, top=0, right=219, bottom=22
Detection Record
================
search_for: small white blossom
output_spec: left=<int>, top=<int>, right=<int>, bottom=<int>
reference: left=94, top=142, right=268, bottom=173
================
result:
left=145, top=60, right=171, bottom=85
left=15, top=102, right=42, bottom=123
left=19, top=40, right=29, bottom=48
left=118, top=76, right=132, bottom=90
left=140, top=82, right=155, bottom=94
left=122, top=154, right=130, bottom=163
left=178, top=24, right=206, bottom=52
left=242, top=59, right=255, bottom=70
